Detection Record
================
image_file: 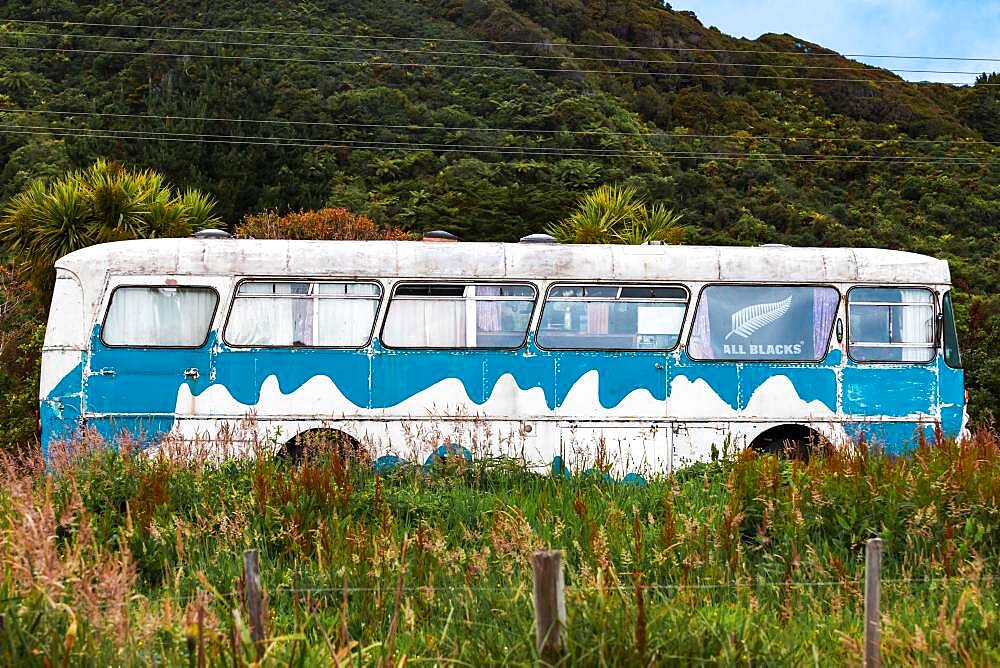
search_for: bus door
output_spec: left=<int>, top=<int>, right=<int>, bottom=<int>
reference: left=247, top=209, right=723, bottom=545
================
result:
left=85, top=281, right=220, bottom=444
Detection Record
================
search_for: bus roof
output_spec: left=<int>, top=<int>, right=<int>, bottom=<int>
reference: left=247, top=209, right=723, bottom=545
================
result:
left=55, top=239, right=951, bottom=286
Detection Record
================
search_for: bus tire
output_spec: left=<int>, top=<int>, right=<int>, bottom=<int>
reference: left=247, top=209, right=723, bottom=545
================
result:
left=749, top=424, right=830, bottom=461
left=278, top=428, right=361, bottom=462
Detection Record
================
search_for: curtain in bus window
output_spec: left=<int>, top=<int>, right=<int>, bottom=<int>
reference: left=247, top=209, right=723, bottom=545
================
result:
left=812, top=288, right=839, bottom=357
left=688, top=298, right=713, bottom=358
left=104, top=287, right=216, bottom=346
left=475, top=286, right=502, bottom=333
left=383, top=299, right=465, bottom=347
left=900, top=289, right=935, bottom=362
left=291, top=283, right=312, bottom=346
left=104, top=288, right=159, bottom=345
left=225, top=284, right=295, bottom=346
left=175, top=289, right=217, bottom=345
left=315, top=299, right=378, bottom=346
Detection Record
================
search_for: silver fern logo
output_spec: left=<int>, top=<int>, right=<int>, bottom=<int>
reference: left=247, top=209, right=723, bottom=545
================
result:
left=725, top=297, right=793, bottom=340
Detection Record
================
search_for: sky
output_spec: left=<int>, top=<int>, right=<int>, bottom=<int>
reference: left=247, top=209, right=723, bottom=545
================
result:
left=671, top=1, right=1000, bottom=85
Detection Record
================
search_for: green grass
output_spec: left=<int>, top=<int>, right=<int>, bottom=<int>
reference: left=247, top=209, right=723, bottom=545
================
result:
left=1, top=434, right=999, bottom=666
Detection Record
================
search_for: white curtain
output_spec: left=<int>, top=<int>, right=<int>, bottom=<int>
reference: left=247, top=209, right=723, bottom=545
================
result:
left=383, top=299, right=466, bottom=347
left=226, top=297, right=295, bottom=346
left=104, top=287, right=216, bottom=346
left=316, top=299, right=378, bottom=346
left=226, top=283, right=296, bottom=346
left=899, top=288, right=935, bottom=362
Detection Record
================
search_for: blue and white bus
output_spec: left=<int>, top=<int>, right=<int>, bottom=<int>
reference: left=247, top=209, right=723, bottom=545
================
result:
left=39, top=234, right=967, bottom=475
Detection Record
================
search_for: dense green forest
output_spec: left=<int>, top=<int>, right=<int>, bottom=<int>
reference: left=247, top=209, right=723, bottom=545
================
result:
left=0, top=0, right=999, bottom=432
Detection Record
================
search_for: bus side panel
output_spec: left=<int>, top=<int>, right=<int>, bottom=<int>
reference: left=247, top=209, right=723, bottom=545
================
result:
left=843, top=354, right=942, bottom=454
left=937, top=357, right=967, bottom=438
left=212, top=346, right=373, bottom=410
left=39, top=269, right=87, bottom=458
left=370, top=345, right=489, bottom=413
left=841, top=363, right=937, bottom=417
left=39, top=351, right=85, bottom=458
left=549, top=349, right=665, bottom=415
left=666, top=350, right=840, bottom=458
left=841, top=360, right=940, bottom=452
left=841, top=421, right=938, bottom=453
left=736, top=356, right=838, bottom=416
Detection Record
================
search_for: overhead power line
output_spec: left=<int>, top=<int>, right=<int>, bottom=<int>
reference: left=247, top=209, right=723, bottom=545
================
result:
left=3, top=107, right=997, bottom=147
left=0, top=43, right=989, bottom=86
left=1, top=123, right=996, bottom=165
left=0, top=29, right=988, bottom=77
left=4, top=17, right=1000, bottom=62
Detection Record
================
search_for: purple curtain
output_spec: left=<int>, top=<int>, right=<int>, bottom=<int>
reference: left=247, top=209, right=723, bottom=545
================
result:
left=476, top=286, right=502, bottom=332
left=812, top=288, right=839, bottom=357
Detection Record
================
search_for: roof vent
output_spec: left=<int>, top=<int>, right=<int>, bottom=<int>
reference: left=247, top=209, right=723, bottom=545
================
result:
left=519, top=233, right=558, bottom=244
left=192, top=228, right=232, bottom=239
left=759, top=243, right=790, bottom=248
left=422, top=230, right=459, bottom=242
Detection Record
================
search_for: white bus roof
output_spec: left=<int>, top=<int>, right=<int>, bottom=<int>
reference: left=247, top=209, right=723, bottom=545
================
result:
left=55, top=238, right=951, bottom=286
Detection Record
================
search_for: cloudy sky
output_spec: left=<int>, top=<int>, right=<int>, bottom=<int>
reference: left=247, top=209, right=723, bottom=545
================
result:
left=671, top=1, right=1000, bottom=84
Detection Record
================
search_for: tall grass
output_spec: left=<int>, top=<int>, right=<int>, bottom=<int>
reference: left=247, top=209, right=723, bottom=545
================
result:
left=1, top=431, right=999, bottom=665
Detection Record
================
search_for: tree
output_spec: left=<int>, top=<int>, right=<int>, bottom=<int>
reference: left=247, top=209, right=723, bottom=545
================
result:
left=0, top=160, right=223, bottom=294
left=546, top=184, right=686, bottom=244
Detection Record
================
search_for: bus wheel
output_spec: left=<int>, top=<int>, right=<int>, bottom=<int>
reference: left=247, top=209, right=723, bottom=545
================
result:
left=749, top=425, right=830, bottom=461
left=278, top=428, right=362, bottom=462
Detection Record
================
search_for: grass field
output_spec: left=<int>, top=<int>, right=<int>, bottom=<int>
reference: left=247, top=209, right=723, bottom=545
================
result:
left=2, top=432, right=999, bottom=666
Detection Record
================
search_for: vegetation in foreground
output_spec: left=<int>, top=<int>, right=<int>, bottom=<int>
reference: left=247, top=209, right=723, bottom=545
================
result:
left=1, top=432, right=998, bottom=666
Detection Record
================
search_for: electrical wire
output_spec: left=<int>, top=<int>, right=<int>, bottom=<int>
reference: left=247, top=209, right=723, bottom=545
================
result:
left=4, top=17, right=1000, bottom=62
left=0, top=43, right=986, bottom=87
left=3, top=107, right=995, bottom=146
left=0, top=28, right=988, bottom=77
left=2, top=124, right=996, bottom=165
left=3, top=120, right=994, bottom=162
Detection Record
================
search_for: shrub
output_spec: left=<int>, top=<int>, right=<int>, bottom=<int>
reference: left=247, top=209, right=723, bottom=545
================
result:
left=235, top=207, right=415, bottom=241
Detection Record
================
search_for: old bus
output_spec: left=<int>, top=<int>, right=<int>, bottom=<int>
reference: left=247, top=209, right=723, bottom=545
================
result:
left=39, top=235, right=967, bottom=476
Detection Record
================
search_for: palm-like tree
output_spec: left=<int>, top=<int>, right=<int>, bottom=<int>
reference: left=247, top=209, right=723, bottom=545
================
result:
left=0, top=159, right=223, bottom=293
left=546, top=184, right=686, bottom=245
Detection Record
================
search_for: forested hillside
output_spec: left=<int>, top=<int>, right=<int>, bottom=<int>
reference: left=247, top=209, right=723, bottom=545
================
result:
left=1, top=0, right=999, bottom=418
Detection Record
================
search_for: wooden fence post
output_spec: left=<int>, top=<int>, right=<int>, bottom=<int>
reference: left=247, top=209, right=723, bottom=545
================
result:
left=243, top=549, right=265, bottom=657
left=864, top=538, right=882, bottom=668
left=532, top=549, right=566, bottom=664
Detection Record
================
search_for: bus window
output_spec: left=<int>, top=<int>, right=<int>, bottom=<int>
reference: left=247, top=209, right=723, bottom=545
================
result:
left=688, top=285, right=838, bottom=361
left=537, top=284, right=687, bottom=350
left=848, top=287, right=935, bottom=363
left=102, top=286, right=218, bottom=347
left=382, top=283, right=535, bottom=349
left=224, top=281, right=380, bottom=347
left=942, top=292, right=962, bottom=368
